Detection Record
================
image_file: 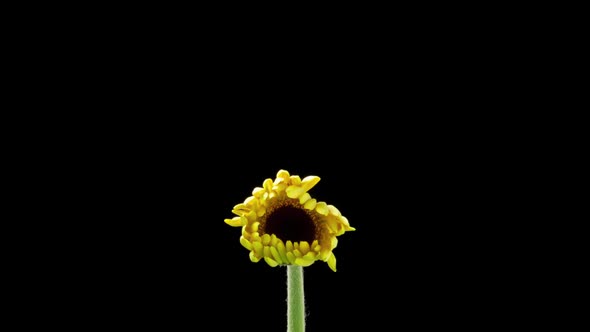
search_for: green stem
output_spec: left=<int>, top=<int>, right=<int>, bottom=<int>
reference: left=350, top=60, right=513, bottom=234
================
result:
left=287, top=265, right=305, bottom=332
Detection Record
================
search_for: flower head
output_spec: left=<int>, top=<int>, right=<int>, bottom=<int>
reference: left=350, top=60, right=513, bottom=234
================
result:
left=225, top=169, right=355, bottom=272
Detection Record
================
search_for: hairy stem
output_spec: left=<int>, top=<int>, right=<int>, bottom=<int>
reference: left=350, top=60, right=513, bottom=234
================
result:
left=287, top=265, right=305, bottom=332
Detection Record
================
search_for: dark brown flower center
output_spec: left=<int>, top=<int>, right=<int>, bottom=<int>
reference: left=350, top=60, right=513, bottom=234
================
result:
left=264, top=205, right=316, bottom=243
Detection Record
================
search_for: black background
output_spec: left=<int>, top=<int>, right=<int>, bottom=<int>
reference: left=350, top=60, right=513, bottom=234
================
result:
left=24, top=21, right=522, bottom=327
left=40, top=114, right=513, bottom=331
left=12, top=6, right=550, bottom=329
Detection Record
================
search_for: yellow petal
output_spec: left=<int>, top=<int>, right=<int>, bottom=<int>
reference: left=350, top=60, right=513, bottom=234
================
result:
left=299, top=241, right=310, bottom=254
left=286, top=252, right=296, bottom=264
left=341, top=216, right=351, bottom=227
left=251, top=222, right=260, bottom=232
left=232, top=203, right=250, bottom=216
left=263, top=178, right=273, bottom=191
left=224, top=217, right=243, bottom=227
left=249, top=251, right=260, bottom=263
left=327, top=205, right=341, bottom=217
left=286, top=240, right=293, bottom=252
left=272, top=183, right=287, bottom=193
left=244, top=196, right=256, bottom=206
left=327, top=253, right=337, bottom=272
left=257, top=206, right=266, bottom=217
left=311, top=240, right=320, bottom=252
left=315, top=202, right=329, bottom=215
left=252, top=187, right=264, bottom=197
left=251, top=232, right=260, bottom=242
left=326, top=217, right=340, bottom=233
left=286, top=185, right=306, bottom=199
left=264, top=256, right=279, bottom=267
left=277, top=169, right=290, bottom=180
left=304, top=198, right=317, bottom=210
left=319, top=248, right=330, bottom=261
left=270, top=246, right=282, bottom=263
left=276, top=240, right=289, bottom=263
left=273, top=177, right=285, bottom=185
left=301, top=175, right=320, bottom=191
left=299, top=193, right=311, bottom=204
left=262, top=233, right=271, bottom=245
left=294, top=257, right=314, bottom=267
left=263, top=246, right=271, bottom=258
left=302, top=251, right=316, bottom=261
left=246, top=210, right=257, bottom=221
left=252, top=241, right=264, bottom=256
left=240, top=236, right=252, bottom=250
left=293, top=249, right=302, bottom=258
left=289, top=175, right=302, bottom=185
left=331, top=237, right=338, bottom=249
left=233, top=203, right=247, bottom=211
left=258, top=194, right=267, bottom=206
left=231, top=210, right=247, bottom=217
left=270, top=234, right=278, bottom=246
left=342, top=217, right=355, bottom=231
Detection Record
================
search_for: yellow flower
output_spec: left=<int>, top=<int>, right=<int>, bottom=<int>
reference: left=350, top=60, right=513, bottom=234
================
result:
left=224, top=169, right=355, bottom=272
